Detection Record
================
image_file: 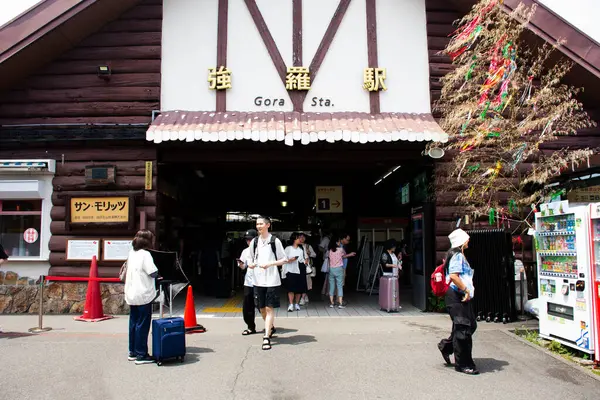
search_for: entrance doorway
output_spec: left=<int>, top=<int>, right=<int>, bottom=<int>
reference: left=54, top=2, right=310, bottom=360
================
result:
left=155, top=142, right=433, bottom=313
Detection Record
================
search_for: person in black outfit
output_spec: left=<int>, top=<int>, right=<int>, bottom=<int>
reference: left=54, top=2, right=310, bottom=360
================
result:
left=0, top=243, right=8, bottom=266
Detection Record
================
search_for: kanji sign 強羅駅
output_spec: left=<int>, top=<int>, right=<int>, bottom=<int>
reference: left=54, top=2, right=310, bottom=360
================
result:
left=286, top=67, right=311, bottom=90
left=315, top=186, right=343, bottom=213
left=208, top=66, right=232, bottom=90
left=363, top=67, right=387, bottom=92
left=70, top=197, right=130, bottom=223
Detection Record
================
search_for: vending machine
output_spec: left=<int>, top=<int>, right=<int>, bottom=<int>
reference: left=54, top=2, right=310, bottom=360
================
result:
left=535, top=200, right=595, bottom=354
left=587, top=203, right=600, bottom=362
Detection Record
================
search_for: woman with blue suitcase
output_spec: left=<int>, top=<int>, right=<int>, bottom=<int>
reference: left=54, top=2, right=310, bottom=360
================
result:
left=124, top=230, right=159, bottom=365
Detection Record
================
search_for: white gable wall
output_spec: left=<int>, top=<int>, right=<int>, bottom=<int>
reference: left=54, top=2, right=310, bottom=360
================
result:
left=161, top=0, right=431, bottom=114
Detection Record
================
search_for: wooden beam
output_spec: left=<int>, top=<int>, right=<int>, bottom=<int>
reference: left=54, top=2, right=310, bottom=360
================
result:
left=293, top=0, right=303, bottom=67
left=300, top=0, right=352, bottom=105
left=366, top=0, right=380, bottom=114
left=216, top=0, right=229, bottom=112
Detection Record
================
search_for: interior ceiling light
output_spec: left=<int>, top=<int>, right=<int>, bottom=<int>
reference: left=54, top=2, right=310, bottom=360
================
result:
left=280, top=201, right=288, bottom=207
left=278, top=185, right=288, bottom=193
left=374, top=166, right=401, bottom=186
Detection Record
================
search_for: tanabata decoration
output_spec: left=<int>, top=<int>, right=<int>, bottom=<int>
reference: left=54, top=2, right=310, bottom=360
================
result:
left=427, top=0, right=596, bottom=229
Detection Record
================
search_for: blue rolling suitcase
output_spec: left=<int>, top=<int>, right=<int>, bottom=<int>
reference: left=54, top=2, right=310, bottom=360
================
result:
left=152, top=317, right=186, bottom=366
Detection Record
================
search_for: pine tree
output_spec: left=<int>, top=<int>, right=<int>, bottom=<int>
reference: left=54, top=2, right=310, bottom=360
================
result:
left=429, top=0, right=596, bottom=224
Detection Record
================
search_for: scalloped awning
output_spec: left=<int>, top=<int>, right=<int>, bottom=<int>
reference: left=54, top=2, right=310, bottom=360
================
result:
left=146, top=111, right=449, bottom=146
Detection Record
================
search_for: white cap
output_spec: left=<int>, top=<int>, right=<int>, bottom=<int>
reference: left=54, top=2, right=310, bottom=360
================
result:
left=449, top=229, right=470, bottom=248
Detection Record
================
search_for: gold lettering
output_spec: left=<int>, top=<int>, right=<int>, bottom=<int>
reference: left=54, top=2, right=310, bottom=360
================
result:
left=208, top=66, right=232, bottom=90
left=286, top=67, right=311, bottom=91
left=363, top=67, right=387, bottom=92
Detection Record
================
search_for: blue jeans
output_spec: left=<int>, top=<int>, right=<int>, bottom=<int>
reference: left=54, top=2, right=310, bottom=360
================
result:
left=129, top=303, right=152, bottom=358
left=329, top=267, right=344, bottom=297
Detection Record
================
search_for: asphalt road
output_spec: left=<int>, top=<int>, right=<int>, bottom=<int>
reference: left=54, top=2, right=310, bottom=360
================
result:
left=0, top=315, right=598, bottom=400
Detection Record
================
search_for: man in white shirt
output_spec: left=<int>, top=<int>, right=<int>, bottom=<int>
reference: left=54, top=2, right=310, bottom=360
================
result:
left=248, top=216, right=287, bottom=350
left=237, top=229, right=258, bottom=335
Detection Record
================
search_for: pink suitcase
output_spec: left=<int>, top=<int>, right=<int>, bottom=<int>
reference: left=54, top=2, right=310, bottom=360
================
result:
left=379, top=276, right=400, bottom=312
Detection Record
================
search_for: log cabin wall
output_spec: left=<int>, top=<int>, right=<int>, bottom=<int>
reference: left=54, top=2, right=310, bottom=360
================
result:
left=0, top=145, right=157, bottom=278
left=0, top=0, right=162, bottom=126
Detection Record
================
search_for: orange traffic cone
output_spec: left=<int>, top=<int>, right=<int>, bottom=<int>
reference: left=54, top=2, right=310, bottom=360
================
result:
left=74, top=256, right=113, bottom=322
left=183, top=285, right=205, bottom=333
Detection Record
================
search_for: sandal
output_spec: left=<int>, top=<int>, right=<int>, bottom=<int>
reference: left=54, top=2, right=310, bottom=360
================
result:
left=242, top=329, right=256, bottom=336
left=262, top=337, right=272, bottom=351
left=269, top=326, right=277, bottom=338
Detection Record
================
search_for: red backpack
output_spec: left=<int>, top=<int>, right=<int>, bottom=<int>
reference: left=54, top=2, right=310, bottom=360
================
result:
left=430, top=262, right=450, bottom=297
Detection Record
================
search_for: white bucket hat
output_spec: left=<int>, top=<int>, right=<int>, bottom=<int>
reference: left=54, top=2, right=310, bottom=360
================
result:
left=449, top=229, right=470, bottom=248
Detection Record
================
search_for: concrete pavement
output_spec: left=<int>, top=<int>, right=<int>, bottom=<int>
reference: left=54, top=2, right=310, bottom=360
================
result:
left=0, top=315, right=598, bottom=400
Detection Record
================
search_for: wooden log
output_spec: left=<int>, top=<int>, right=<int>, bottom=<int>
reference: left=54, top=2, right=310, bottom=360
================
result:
left=427, top=23, right=456, bottom=37
left=0, top=116, right=151, bottom=126
left=426, top=11, right=461, bottom=24
left=428, top=50, right=451, bottom=64
left=0, top=101, right=159, bottom=118
left=53, top=175, right=157, bottom=191
left=1, top=87, right=159, bottom=104
left=50, top=220, right=156, bottom=236
left=0, top=147, right=156, bottom=161
left=51, top=205, right=156, bottom=222
left=430, top=63, right=456, bottom=77
left=101, top=19, right=162, bottom=33
left=121, top=5, right=162, bottom=19
left=48, top=266, right=121, bottom=278
left=426, top=0, right=461, bottom=12
left=436, top=236, right=450, bottom=251
left=52, top=190, right=157, bottom=206
left=56, top=161, right=157, bottom=177
left=428, top=36, right=451, bottom=50
left=431, top=90, right=441, bottom=101
left=436, top=220, right=524, bottom=235
left=23, top=73, right=160, bottom=89
left=59, top=46, right=161, bottom=61
left=540, top=135, right=600, bottom=149
left=79, top=32, right=162, bottom=47
left=40, top=60, right=161, bottom=75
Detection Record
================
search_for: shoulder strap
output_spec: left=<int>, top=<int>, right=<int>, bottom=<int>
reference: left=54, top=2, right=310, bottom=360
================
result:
left=252, top=237, right=258, bottom=261
left=270, top=238, right=277, bottom=258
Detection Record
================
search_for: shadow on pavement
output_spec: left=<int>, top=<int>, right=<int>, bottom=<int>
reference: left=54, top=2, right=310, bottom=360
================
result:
left=186, top=346, right=215, bottom=354
left=0, top=332, right=37, bottom=340
left=272, top=334, right=317, bottom=346
left=475, top=358, right=509, bottom=374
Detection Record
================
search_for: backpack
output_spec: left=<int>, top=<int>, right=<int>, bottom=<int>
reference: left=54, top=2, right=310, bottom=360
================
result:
left=251, top=236, right=279, bottom=261
left=430, top=263, right=450, bottom=297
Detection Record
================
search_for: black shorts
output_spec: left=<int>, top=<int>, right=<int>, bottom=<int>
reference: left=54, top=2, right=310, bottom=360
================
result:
left=254, top=286, right=280, bottom=309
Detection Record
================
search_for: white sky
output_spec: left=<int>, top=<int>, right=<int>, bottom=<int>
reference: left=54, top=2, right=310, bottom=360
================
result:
left=539, top=0, right=600, bottom=44
left=0, top=1, right=597, bottom=44
left=0, top=0, right=42, bottom=27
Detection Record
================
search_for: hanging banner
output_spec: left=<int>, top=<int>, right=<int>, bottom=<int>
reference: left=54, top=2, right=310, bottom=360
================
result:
left=145, top=161, right=153, bottom=190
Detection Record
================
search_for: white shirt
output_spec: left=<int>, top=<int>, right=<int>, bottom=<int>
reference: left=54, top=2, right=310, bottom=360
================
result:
left=282, top=246, right=305, bottom=278
left=319, top=236, right=330, bottom=260
left=124, top=249, right=158, bottom=306
left=251, top=234, right=287, bottom=287
left=239, top=247, right=254, bottom=287
left=383, top=253, right=401, bottom=277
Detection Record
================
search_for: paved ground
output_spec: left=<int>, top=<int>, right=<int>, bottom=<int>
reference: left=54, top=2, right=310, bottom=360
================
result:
left=1, top=314, right=599, bottom=400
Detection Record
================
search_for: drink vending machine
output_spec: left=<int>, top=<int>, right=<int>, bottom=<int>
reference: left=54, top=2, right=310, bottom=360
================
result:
left=535, top=201, right=596, bottom=355
left=587, top=202, right=600, bottom=362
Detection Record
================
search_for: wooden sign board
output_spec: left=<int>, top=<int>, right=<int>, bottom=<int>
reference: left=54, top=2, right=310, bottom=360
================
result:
left=67, top=195, right=135, bottom=231
left=102, top=239, right=133, bottom=261
left=66, top=239, right=100, bottom=261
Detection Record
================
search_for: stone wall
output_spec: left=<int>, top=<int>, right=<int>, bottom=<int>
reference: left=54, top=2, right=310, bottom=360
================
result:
left=0, top=271, right=128, bottom=314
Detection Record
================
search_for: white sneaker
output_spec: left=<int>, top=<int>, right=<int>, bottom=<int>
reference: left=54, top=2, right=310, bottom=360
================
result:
left=299, top=298, right=305, bottom=306
left=295, top=304, right=301, bottom=311
left=287, top=304, right=294, bottom=312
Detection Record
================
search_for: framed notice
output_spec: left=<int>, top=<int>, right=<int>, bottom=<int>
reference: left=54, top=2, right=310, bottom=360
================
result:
left=102, top=239, right=133, bottom=261
left=66, top=239, right=101, bottom=261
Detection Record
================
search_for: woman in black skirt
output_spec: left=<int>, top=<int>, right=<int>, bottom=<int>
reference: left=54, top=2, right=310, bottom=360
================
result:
left=282, top=232, right=308, bottom=312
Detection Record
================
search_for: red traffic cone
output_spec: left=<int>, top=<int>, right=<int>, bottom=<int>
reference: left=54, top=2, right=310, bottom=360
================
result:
left=183, top=285, right=205, bottom=333
left=74, top=256, right=113, bottom=322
